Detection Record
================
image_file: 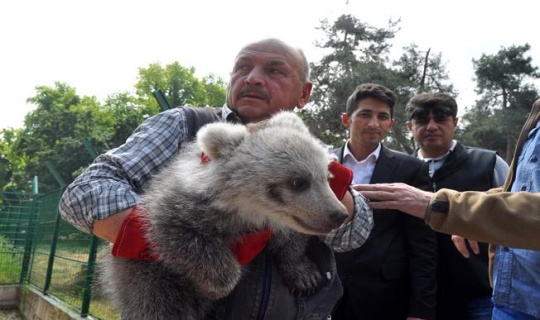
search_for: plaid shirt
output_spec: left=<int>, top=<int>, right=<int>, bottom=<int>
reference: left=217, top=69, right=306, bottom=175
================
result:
left=58, top=106, right=373, bottom=252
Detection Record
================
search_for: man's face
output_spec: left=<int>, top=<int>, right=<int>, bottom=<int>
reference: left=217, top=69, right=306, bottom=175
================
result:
left=227, top=41, right=312, bottom=123
left=341, top=97, right=395, bottom=149
left=406, top=108, right=458, bottom=156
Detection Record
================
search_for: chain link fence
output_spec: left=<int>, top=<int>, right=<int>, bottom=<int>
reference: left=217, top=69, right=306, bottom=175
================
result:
left=0, top=191, right=119, bottom=320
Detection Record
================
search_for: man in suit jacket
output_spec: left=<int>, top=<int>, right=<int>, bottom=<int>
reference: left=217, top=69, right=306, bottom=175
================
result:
left=331, top=83, right=437, bottom=320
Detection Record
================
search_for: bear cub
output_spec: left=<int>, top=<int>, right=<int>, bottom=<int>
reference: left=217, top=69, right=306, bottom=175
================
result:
left=99, top=111, right=349, bottom=319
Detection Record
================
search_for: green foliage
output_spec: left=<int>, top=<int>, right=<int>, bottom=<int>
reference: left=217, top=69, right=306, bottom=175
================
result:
left=202, top=74, right=228, bottom=108
left=473, top=44, right=539, bottom=108
left=463, top=44, right=540, bottom=161
left=135, top=62, right=226, bottom=109
left=305, top=14, right=455, bottom=153
left=0, top=63, right=227, bottom=193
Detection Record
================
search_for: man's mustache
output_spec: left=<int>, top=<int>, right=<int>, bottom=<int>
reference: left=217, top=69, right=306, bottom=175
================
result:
left=238, top=87, right=269, bottom=101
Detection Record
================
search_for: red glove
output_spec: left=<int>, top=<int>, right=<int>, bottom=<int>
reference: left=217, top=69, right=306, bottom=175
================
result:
left=229, top=229, right=274, bottom=266
left=112, top=205, right=273, bottom=265
left=112, top=206, right=157, bottom=261
left=328, top=161, right=354, bottom=200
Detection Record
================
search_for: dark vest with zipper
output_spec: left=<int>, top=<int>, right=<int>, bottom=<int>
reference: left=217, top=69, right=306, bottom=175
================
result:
left=413, top=142, right=497, bottom=320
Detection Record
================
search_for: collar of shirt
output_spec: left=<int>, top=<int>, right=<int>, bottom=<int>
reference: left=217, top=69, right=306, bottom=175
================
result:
left=417, top=139, right=457, bottom=162
left=221, top=104, right=243, bottom=123
left=342, top=142, right=381, bottom=184
left=417, top=140, right=457, bottom=178
left=343, top=142, right=381, bottom=164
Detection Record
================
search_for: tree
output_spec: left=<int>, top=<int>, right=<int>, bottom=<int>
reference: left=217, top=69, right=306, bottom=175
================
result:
left=16, top=83, right=102, bottom=192
left=391, top=44, right=456, bottom=153
left=303, top=14, right=398, bottom=147
left=0, top=128, right=27, bottom=192
left=134, top=62, right=226, bottom=110
left=303, top=15, right=455, bottom=154
left=473, top=44, right=539, bottom=109
left=463, top=44, right=540, bottom=161
left=1, top=62, right=228, bottom=193
left=202, top=74, right=228, bottom=108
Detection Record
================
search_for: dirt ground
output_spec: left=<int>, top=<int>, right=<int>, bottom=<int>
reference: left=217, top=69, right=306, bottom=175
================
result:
left=0, top=307, right=24, bottom=320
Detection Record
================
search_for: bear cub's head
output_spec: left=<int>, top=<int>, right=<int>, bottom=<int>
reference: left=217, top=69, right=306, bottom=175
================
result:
left=196, top=111, right=349, bottom=235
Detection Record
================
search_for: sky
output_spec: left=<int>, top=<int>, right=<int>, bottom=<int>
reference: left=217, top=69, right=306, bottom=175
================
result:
left=1, top=0, right=539, bottom=131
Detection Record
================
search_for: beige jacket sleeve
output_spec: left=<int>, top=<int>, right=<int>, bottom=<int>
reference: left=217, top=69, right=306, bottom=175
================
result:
left=426, top=99, right=540, bottom=251
left=426, top=188, right=540, bottom=250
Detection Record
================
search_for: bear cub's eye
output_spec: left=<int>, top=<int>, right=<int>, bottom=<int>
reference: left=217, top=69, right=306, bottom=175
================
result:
left=287, top=178, right=310, bottom=191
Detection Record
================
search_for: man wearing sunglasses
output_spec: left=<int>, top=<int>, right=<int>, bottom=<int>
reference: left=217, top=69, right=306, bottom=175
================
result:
left=405, top=92, right=509, bottom=320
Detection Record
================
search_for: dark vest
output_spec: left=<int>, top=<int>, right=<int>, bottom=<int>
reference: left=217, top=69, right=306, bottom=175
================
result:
left=414, top=142, right=497, bottom=319
left=421, top=143, right=497, bottom=192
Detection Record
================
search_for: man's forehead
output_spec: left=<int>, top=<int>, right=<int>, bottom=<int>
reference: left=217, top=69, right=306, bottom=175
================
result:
left=235, top=42, right=299, bottom=64
left=355, top=101, right=391, bottom=114
left=234, top=52, right=289, bottom=66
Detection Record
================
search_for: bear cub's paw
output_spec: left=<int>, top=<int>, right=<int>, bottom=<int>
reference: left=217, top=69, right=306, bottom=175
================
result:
left=276, top=257, right=324, bottom=297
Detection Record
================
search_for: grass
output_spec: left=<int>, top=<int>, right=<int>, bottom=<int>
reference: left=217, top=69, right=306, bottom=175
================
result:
left=0, top=236, right=22, bottom=284
left=0, top=235, right=120, bottom=320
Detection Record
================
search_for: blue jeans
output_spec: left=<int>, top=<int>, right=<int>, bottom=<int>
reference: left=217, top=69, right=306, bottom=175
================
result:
left=462, top=296, right=493, bottom=320
left=493, top=306, right=540, bottom=320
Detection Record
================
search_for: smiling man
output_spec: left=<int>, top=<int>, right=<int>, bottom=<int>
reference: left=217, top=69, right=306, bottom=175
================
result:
left=331, top=83, right=437, bottom=320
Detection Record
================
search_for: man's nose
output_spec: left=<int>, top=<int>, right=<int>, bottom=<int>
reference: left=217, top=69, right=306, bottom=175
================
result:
left=245, top=67, right=265, bottom=86
left=426, top=117, right=438, bottom=130
left=367, top=116, right=380, bottom=126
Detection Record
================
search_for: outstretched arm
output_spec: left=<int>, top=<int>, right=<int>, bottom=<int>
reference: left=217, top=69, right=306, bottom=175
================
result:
left=354, top=183, right=432, bottom=218
left=354, top=183, right=540, bottom=250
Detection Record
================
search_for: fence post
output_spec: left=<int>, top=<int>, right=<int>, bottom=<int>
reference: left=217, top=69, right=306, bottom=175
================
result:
left=19, top=178, right=40, bottom=284
left=152, top=89, right=172, bottom=111
left=80, top=236, right=99, bottom=317
left=42, top=161, right=67, bottom=294
left=79, top=138, right=100, bottom=317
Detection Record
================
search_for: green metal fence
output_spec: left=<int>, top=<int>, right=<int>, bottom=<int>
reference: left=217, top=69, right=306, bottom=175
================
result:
left=0, top=190, right=120, bottom=319
left=0, top=93, right=175, bottom=319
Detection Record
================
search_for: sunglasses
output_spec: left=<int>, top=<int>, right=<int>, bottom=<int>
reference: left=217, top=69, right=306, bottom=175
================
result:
left=409, top=107, right=454, bottom=124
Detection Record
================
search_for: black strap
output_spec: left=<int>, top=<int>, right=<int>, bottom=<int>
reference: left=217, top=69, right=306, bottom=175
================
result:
left=181, top=106, right=221, bottom=140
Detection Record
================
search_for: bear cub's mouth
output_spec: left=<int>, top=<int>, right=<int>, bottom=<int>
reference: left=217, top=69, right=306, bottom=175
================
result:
left=292, top=216, right=337, bottom=235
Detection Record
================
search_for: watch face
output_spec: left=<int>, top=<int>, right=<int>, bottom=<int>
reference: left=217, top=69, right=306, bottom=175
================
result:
left=431, top=200, right=449, bottom=213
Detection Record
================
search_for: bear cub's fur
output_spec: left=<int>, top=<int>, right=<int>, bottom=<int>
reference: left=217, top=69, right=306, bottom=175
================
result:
left=99, top=111, right=349, bottom=319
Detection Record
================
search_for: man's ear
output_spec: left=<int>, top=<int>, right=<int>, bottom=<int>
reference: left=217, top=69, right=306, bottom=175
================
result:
left=389, top=118, right=396, bottom=129
left=197, top=123, right=247, bottom=160
left=296, top=82, right=313, bottom=109
left=453, top=117, right=459, bottom=128
left=405, top=121, right=413, bottom=132
left=341, top=113, right=351, bottom=128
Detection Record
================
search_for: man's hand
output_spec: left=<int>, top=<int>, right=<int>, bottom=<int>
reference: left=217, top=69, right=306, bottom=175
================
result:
left=353, top=183, right=433, bottom=219
left=451, top=235, right=480, bottom=258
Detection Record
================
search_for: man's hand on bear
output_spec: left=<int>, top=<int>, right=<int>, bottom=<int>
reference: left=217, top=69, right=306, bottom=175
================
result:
left=111, top=206, right=273, bottom=265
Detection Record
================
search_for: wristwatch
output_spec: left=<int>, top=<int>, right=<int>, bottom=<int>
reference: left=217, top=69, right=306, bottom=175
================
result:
left=430, top=200, right=449, bottom=214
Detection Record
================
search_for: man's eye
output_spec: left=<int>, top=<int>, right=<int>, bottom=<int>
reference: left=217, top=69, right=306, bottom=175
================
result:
left=268, top=68, right=283, bottom=75
left=234, top=64, right=250, bottom=73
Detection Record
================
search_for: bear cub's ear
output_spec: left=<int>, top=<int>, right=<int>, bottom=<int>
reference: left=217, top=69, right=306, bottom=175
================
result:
left=196, top=122, right=247, bottom=160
